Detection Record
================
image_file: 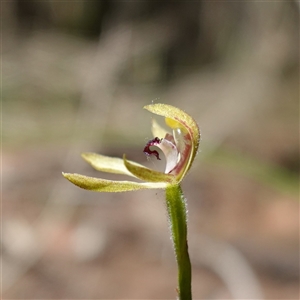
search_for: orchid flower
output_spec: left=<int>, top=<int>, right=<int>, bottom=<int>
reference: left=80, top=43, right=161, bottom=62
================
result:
left=63, top=103, right=200, bottom=300
left=63, top=103, right=200, bottom=192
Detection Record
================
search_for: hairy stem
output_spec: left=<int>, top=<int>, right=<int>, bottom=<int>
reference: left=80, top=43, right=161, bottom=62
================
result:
left=165, top=184, right=192, bottom=300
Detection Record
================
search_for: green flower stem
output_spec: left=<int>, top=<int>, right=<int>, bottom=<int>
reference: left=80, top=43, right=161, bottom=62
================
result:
left=165, top=184, right=192, bottom=300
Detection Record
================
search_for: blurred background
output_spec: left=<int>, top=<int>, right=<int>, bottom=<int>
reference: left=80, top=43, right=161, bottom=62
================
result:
left=2, top=1, right=299, bottom=299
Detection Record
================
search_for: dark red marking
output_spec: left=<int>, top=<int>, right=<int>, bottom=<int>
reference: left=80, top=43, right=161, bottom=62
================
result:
left=143, top=137, right=161, bottom=160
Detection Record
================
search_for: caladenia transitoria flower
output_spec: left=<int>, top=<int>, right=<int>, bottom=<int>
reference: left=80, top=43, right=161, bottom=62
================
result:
left=63, top=103, right=200, bottom=300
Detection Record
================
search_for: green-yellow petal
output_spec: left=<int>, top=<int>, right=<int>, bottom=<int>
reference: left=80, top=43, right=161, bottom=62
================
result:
left=62, top=172, right=167, bottom=192
left=82, top=152, right=144, bottom=178
left=123, top=154, right=176, bottom=183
